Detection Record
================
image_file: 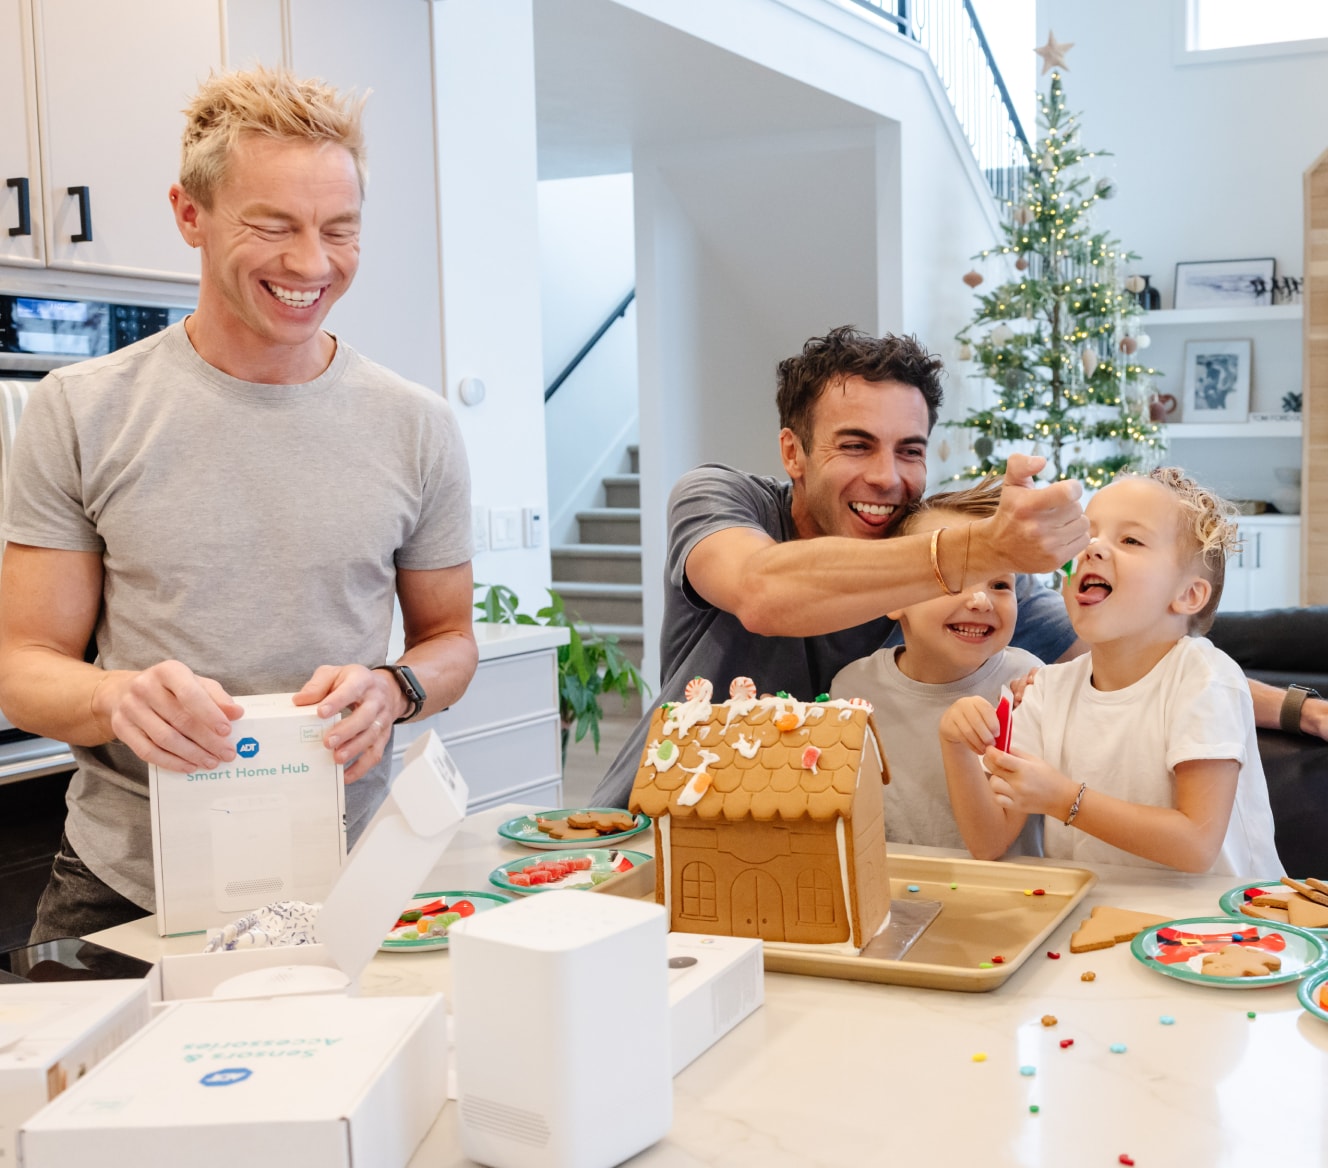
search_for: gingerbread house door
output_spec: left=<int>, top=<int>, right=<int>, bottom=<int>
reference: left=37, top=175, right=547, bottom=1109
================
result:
left=731, top=869, right=786, bottom=941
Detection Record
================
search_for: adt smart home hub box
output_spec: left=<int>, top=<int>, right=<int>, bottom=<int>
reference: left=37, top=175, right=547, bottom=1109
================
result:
left=149, top=693, right=345, bottom=937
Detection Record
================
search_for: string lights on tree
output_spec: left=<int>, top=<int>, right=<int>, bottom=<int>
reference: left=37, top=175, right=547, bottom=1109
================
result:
left=949, top=48, right=1164, bottom=490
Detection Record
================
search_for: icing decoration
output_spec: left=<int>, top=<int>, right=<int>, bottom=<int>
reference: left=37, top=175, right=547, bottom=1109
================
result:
left=734, top=733, right=759, bottom=759
left=721, top=697, right=758, bottom=733
left=801, top=745, right=821, bottom=773
left=729, top=676, right=757, bottom=700
left=814, top=693, right=830, bottom=702
left=647, top=737, right=678, bottom=772
left=685, top=676, right=714, bottom=703
left=676, top=770, right=713, bottom=807
left=662, top=694, right=713, bottom=739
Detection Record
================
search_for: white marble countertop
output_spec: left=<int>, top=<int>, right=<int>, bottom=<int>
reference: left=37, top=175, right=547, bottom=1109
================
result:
left=91, top=807, right=1328, bottom=1167
left=472, top=622, right=570, bottom=661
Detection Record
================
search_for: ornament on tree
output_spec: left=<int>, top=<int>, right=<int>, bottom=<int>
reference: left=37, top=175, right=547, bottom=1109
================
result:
left=958, top=341, right=973, bottom=360
left=1034, top=31, right=1074, bottom=75
left=963, top=269, right=984, bottom=288
left=1135, top=333, right=1151, bottom=350
left=937, top=438, right=951, bottom=461
left=1123, top=275, right=1146, bottom=295
left=944, top=70, right=1164, bottom=489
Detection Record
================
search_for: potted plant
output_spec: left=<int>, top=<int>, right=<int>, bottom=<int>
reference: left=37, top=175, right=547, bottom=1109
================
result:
left=474, top=583, right=650, bottom=764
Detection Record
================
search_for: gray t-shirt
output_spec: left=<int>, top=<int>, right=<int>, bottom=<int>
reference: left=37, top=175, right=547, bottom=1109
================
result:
left=588, top=463, right=1077, bottom=807
left=3, top=323, right=472, bottom=909
left=831, top=644, right=1045, bottom=854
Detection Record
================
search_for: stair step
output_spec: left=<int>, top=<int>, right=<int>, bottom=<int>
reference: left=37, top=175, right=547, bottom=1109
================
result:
left=577, top=507, right=640, bottom=546
left=602, top=473, right=640, bottom=509
left=551, top=544, right=643, bottom=584
left=555, top=582, right=643, bottom=628
left=627, top=444, right=639, bottom=475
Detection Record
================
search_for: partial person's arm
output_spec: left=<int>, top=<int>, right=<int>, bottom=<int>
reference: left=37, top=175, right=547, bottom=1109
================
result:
left=1248, top=677, right=1328, bottom=740
left=294, top=561, right=478, bottom=783
left=985, top=750, right=1238, bottom=874
left=938, top=695, right=1028, bottom=859
left=688, top=454, right=1089, bottom=637
left=0, top=543, right=242, bottom=769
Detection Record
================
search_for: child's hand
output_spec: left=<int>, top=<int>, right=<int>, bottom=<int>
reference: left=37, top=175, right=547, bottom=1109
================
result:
left=1009, top=667, right=1039, bottom=709
left=940, top=695, right=999, bottom=755
left=984, top=746, right=1077, bottom=815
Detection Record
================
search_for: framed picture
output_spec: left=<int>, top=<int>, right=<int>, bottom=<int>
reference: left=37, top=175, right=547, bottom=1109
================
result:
left=1173, top=258, right=1275, bottom=309
left=1182, top=340, right=1251, bottom=422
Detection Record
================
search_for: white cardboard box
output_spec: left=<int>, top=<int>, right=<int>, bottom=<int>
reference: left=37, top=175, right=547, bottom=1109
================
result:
left=149, top=692, right=345, bottom=936
left=666, top=933, right=764, bottom=1075
left=17, top=994, right=447, bottom=1168
left=151, top=729, right=470, bottom=1003
left=0, top=980, right=151, bottom=1164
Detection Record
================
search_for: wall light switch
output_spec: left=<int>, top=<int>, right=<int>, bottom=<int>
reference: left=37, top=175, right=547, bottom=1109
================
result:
left=489, top=507, right=522, bottom=551
left=472, top=505, right=489, bottom=554
left=522, top=507, right=544, bottom=548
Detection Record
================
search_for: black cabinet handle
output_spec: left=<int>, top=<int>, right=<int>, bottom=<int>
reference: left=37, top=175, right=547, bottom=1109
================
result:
left=6, top=177, right=31, bottom=237
left=67, top=185, right=92, bottom=243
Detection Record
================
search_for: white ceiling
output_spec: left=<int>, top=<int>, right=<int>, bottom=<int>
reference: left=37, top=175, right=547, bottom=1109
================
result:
left=532, top=0, right=882, bottom=179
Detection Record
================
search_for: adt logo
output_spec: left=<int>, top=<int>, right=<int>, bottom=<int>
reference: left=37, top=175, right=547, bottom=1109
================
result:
left=235, top=737, right=260, bottom=759
left=200, top=1068, right=252, bottom=1087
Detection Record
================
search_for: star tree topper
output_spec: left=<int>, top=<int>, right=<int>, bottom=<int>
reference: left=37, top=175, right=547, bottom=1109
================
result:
left=1035, top=30, right=1073, bottom=74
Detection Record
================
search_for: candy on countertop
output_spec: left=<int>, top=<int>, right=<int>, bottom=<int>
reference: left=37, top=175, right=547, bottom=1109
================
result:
left=1109, top=1043, right=1127, bottom=1054
left=1160, top=1015, right=1175, bottom=1025
left=972, top=1052, right=987, bottom=1062
left=1033, top=888, right=1046, bottom=896
left=1081, top=970, right=1096, bottom=981
left=1040, top=1015, right=1057, bottom=1027
left=1059, top=1039, right=1074, bottom=1049
left=1019, top=1066, right=1036, bottom=1077
left=1046, top=951, right=1061, bottom=959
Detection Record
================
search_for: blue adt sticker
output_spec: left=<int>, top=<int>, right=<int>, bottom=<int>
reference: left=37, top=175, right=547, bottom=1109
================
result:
left=235, top=737, right=260, bottom=759
left=200, top=1067, right=252, bottom=1087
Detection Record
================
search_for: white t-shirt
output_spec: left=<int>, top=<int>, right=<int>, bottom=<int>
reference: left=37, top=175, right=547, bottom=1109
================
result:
left=1013, top=636, right=1282, bottom=877
left=832, top=645, right=1044, bottom=853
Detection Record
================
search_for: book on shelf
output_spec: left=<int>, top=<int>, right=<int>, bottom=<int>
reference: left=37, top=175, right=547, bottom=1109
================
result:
left=1248, top=412, right=1301, bottom=423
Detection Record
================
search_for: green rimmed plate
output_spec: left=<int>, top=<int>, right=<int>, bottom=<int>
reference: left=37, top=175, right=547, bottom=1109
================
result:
left=1297, top=967, right=1328, bottom=1022
left=380, top=889, right=513, bottom=952
left=497, top=807, right=651, bottom=850
left=1216, top=878, right=1328, bottom=935
left=489, top=848, right=652, bottom=894
left=1130, top=915, right=1328, bottom=988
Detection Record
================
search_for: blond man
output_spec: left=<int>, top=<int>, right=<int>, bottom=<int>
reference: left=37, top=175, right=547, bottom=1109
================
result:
left=0, top=68, right=477, bottom=940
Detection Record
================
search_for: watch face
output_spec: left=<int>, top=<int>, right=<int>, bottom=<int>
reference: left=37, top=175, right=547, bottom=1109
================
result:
left=395, top=665, right=425, bottom=701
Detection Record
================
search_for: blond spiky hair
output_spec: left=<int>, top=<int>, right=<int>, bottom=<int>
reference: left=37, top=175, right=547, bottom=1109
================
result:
left=899, top=476, right=1004, bottom=532
left=179, top=66, right=368, bottom=208
left=1124, top=466, right=1241, bottom=634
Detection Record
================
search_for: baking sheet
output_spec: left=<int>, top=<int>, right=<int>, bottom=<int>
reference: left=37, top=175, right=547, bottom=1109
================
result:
left=597, top=852, right=1096, bottom=993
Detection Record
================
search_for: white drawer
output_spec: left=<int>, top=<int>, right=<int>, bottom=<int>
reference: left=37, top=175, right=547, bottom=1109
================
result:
left=444, top=714, right=563, bottom=806
left=468, top=776, right=563, bottom=814
left=435, top=651, right=558, bottom=741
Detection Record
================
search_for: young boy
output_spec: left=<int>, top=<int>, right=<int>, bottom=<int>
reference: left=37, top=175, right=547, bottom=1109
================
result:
left=940, top=467, right=1282, bottom=876
left=831, top=480, right=1042, bottom=852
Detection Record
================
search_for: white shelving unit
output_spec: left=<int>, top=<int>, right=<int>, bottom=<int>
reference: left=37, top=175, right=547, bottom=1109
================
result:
left=1138, top=303, right=1302, bottom=610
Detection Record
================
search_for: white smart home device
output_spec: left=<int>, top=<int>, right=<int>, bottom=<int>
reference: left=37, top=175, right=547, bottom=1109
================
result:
left=449, top=891, right=672, bottom=1168
left=208, top=792, right=294, bottom=912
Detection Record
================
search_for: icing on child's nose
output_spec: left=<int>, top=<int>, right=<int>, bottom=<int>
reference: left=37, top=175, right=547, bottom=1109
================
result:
left=967, top=589, right=992, bottom=610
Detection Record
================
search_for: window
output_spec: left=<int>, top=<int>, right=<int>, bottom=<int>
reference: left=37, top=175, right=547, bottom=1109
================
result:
left=680, top=861, right=718, bottom=921
left=796, top=868, right=836, bottom=925
left=1188, top=0, right=1328, bottom=52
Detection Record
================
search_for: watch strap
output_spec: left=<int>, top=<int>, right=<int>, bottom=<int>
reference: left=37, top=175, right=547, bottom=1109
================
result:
left=1280, top=684, right=1320, bottom=735
left=377, top=664, right=425, bottom=724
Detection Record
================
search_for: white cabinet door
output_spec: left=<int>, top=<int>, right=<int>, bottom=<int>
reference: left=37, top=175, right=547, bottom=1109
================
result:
left=29, top=0, right=221, bottom=280
left=0, top=0, right=44, bottom=265
left=1220, top=518, right=1300, bottom=613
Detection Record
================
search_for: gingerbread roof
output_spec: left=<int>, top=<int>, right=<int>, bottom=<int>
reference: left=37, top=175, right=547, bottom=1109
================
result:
left=628, top=684, right=885, bottom=824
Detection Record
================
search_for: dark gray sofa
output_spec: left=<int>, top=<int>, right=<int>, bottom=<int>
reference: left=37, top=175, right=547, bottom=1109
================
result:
left=1207, top=607, right=1328, bottom=877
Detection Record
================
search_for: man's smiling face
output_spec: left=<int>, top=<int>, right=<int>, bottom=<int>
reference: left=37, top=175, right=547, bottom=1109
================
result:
left=781, top=375, right=930, bottom=540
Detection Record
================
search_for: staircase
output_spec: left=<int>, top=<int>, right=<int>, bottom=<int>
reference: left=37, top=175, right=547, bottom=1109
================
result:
left=551, top=444, right=645, bottom=714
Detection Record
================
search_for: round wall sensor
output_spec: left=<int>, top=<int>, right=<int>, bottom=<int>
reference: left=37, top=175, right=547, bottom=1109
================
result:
left=458, top=377, right=487, bottom=406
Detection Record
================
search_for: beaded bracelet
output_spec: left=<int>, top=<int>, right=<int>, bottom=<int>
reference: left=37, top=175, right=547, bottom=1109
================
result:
left=1064, top=782, right=1088, bottom=826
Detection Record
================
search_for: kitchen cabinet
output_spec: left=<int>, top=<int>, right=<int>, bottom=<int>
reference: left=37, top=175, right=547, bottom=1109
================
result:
left=0, top=0, right=222, bottom=281
left=391, top=625, right=570, bottom=813
left=1217, top=515, right=1300, bottom=613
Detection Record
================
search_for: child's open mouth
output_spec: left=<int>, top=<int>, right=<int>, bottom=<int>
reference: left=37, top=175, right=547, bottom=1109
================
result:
left=946, top=622, right=994, bottom=641
left=1077, top=573, right=1112, bottom=606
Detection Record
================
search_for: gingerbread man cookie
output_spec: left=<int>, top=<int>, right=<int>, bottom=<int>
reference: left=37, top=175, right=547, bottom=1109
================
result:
left=1200, top=945, right=1282, bottom=978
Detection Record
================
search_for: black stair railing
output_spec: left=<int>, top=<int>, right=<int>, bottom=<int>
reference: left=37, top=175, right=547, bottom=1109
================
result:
left=544, top=289, right=636, bottom=403
left=845, top=0, right=1031, bottom=203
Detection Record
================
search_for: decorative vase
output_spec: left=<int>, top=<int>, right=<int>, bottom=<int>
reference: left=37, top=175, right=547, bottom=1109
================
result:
left=1271, top=467, right=1301, bottom=515
left=1134, top=275, right=1161, bottom=311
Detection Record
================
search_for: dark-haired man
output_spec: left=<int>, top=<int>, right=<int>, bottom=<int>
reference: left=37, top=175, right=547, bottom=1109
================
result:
left=589, top=326, right=1089, bottom=806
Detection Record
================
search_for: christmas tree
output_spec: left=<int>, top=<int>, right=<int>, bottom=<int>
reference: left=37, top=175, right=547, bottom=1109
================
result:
left=949, top=65, right=1164, bottom=488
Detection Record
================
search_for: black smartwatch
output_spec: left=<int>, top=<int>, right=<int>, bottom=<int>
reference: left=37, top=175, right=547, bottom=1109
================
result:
left=377, top=663, right=426, bottom=723
left=1279, top=683, right=1321, bottom=735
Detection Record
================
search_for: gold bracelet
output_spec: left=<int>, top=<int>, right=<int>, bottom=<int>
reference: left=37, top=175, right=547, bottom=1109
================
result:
left=930, top=527, right=959, bottom=595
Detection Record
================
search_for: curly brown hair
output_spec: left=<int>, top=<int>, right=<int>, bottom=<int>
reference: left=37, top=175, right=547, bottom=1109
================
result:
left=776, top=326, right=945, bottom=448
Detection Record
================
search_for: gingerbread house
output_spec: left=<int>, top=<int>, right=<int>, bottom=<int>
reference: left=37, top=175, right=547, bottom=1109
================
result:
left=629, top=678, right=891, bottom=951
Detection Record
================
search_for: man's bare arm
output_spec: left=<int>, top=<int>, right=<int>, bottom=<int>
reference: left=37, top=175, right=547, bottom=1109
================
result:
left=1248, top=677, right=1328, bottom=740
left=688, top=454, right=1090, bottom=637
